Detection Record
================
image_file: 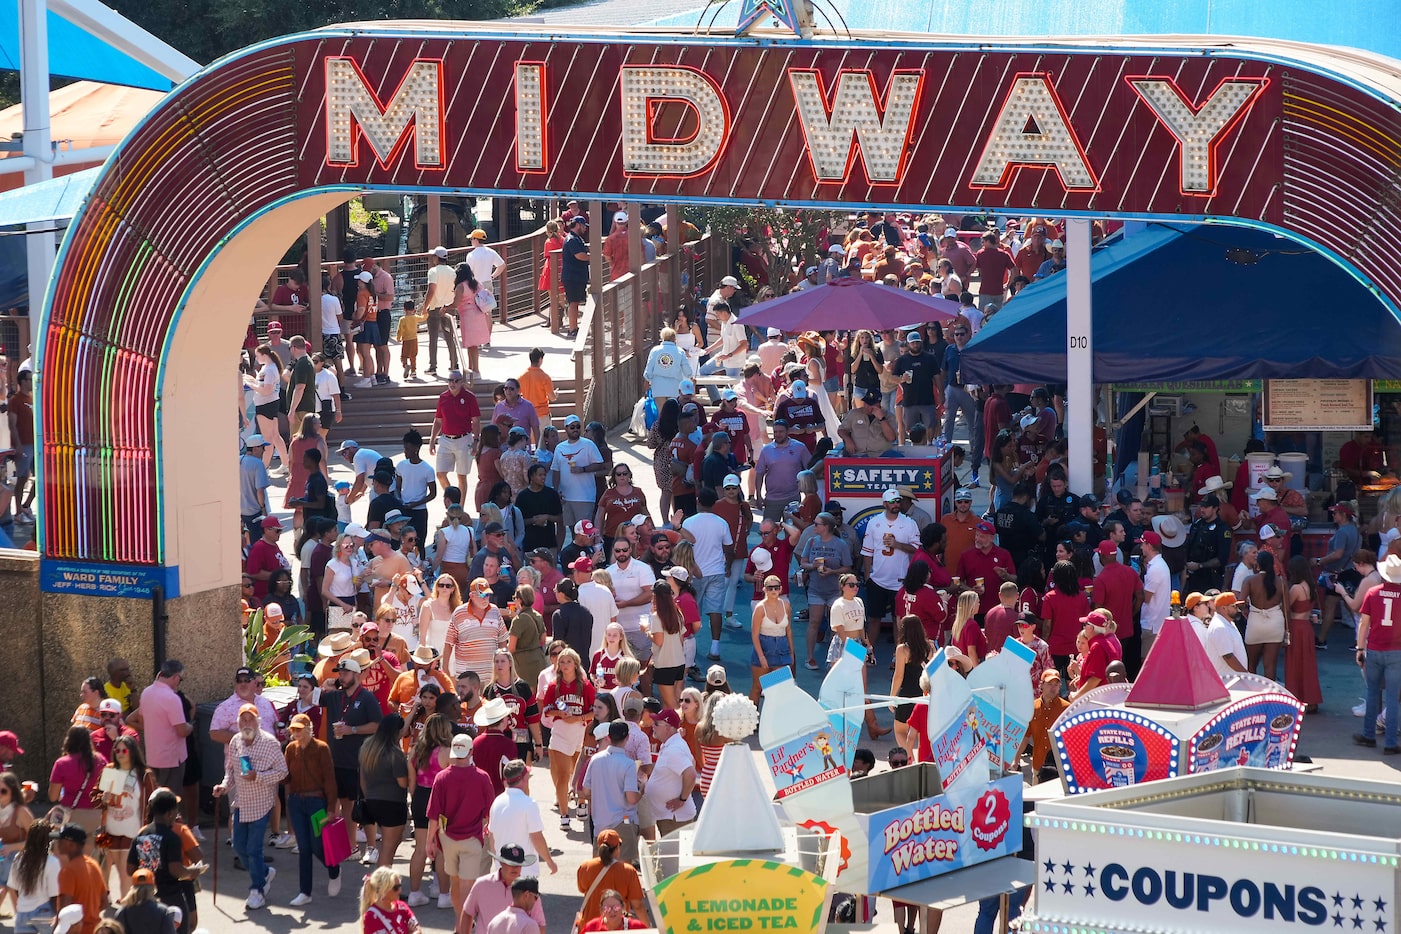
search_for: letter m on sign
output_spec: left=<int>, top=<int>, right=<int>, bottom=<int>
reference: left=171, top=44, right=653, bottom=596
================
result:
left=325, top=57, right=445, bottom=169
left=790, top=69, right=924, bottom=185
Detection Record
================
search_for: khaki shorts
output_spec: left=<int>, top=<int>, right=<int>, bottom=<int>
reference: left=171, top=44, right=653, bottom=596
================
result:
left=440, top=833, right=486, bottom=879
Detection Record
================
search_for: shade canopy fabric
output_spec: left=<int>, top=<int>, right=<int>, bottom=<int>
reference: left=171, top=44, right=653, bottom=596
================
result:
left=959, top=224, right=1401, bottom=385
left=736, top=277, right=960, bottom=332
left=0, top=9, right=177, bottom=92
left=0, top=168, right=100, bottom=228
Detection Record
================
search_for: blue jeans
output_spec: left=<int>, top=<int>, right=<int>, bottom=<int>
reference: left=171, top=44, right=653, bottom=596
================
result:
left=941, top=385, right=978, bottom=451
left=287, top=793, right=340, bottom=896
left=1363, top=648, right=1401, bottom=747
left=699, top=360, right=740, bottom=401
left=233, top=808, right=272, bottom=893
left=974, top=891, right=1024, bottom=934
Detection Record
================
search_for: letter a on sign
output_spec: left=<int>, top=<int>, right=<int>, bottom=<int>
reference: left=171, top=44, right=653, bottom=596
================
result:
left=789, top=70, right=923, bottom=184
left=970, top=74, right=1097, bottom=190
left=620, top=66, right=730, bottom=177
left=1127, top=77, right=1268, bottom=195
left=325, top=57, right=444, bottom=169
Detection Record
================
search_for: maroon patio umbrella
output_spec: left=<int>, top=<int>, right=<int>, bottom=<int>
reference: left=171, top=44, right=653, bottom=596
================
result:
left=735, top=278, right=961, bottom=332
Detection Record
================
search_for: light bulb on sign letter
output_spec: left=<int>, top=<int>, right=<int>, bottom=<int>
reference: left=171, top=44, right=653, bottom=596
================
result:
left=325, top=57, right=444, bottom=170
left=1127, top=76, right=1269, bottom=196
left=970, top=73, right=1097, bottom=191
left=619, top=66, right=730, bottom=177
left=789, top=69, right=923, bottom=185
left=514, top=62, right=549, bottom=173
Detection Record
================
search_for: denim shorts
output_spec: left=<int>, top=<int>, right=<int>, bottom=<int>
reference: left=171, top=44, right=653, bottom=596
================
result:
left=15, top=905, right=55, bottom=933
left=696, top=573, right=729, bottom=615
left=822, top=376, right=841, bottom=393
left=751, top=632, right=793, bottom=668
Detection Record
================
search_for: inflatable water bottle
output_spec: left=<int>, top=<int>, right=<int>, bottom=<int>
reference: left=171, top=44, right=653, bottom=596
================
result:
left=818, top=637, right=868, bottom=770
left=922, top=648, right=992, bottom=795
left=759, top=666, right=867, bottom=885
left=964, top=638, right=1035, bottom=771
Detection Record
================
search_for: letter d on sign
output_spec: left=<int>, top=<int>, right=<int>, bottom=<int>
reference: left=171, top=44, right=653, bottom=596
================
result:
left=620, top=66, right=730, bottom=177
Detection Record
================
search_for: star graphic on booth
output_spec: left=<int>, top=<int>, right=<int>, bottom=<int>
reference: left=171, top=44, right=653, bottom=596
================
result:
left=1354, top=895, right=1367, bottom=910
left=1044, top=878, right=1056, bottom=893
left=1082, top=863, right=1096, bottom=877
left=1043, top=859, right=1055, bottom=875
left=1337, top=894, right=1348, bottom=908
left=1082, top=882, right=1096, bottom=897
left=1061, top=861, right=1074, bottom=876
left=1061, top=880, right=1075, bottom=894
left=1374, top=918, right=1387, bottom=932
left=735, top=0, right=804, bottom=34
left=1335, top=915, right=1346, bottom=928
left=1375, top=898, right=1388, bottom=913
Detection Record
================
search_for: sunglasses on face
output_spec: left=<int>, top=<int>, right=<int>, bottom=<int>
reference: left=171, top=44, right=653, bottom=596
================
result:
left=235, top=676, right=254, bottom=684
left=765, top=585, right=782, bottom=591
left=842, top=582, right=858, bottom=589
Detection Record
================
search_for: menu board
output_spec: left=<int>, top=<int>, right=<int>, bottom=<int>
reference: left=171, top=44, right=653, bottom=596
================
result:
left=1263, top=379, right=1372, bottom=431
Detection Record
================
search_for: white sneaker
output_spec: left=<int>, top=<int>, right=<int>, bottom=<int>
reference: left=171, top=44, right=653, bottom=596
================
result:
left=274, top=832, right=296, bottom=849
left=725, top=615, right=745, bottom=630
left=263, top=867, right=276, bottom=892
left=427, top=880, right=440, bottom=899
left=191, top=826, right=205, bottom=842
left=1355, top=701, right=1367, bottom=717
left=437, top=894, right=454, bottom=910
left=361, top=846, right=379, bottom=865
left=290, top=893, right=313, bottom=907
left=246, top=889, right=266, bottom=910
left=328, top=876, right=341, bottom=898
left=407, top=891, right=430, bottom=908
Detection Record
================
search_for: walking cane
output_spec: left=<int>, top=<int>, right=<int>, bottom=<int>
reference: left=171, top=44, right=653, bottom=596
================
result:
left=211, top=809, right=219, bottom=903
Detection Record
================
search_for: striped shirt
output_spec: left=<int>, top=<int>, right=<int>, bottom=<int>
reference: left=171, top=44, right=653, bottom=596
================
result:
left=445, top=605, right=508, bottom=678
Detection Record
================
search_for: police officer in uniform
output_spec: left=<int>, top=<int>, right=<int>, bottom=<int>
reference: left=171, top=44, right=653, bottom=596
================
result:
left=1183, top=494, right=1231, bottom=593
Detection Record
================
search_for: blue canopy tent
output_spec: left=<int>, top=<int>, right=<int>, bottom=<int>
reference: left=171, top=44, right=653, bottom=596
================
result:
left=959, top=223, right=1401, bottom=385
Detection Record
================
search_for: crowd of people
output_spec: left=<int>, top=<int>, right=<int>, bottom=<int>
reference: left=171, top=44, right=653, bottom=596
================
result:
left=5, top=206, right=1399, bottom=934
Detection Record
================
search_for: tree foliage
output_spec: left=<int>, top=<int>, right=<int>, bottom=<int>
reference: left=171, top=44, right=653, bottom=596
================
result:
left=693, top=205, right=841, bottom=295
left=110, top=0, right=528, bottom=68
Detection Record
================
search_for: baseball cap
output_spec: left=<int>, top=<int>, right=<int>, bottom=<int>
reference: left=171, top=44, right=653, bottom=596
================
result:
left=470, top=228, right=489, bottom=240
left=1080, top=610, right=1109, bottom=627
left=261, top=515, right=284, bottom=530
left=266, top=321, right=283, bottom=332
left=356, top=271, right=373, bottom=283
left=337, top=439, right=360, bottom=453
left=235, top=666, right=255, bottom=680
left=860, top=388, right=882, bottom=405
left=450, top=735, right=473, bottom=759
left=563, top=414, right=582, bottom=426
left=574, top=520, right=596, bottom=537
left=54, top=824, right=87, bottom=845
left=882, top=488, right=902, bottom=503
left=975, top=520, right=996, bottom=534
left=1079, top=494, right=1100, bottom=509
left=264, top=602, right=284, bottom=620
left=131, top=868, right=156, bottom=886
left=1184, top=591, right=1208, bottom=610
left=722, top=473, right=741, bottom=488
left=905, top=330, right=923, bottom=343
left=767, top=327, right=782, bottom=338
left=828, top=243, right=845, bottom=254
left=237, top=703, right=259, bottom=719
left=706, top=665, right=728, bottom=687
left=569, top=215, right=588, bottom=227
left=1140, top=530, right=1163, bottom=547
left=613, top=210, right=628, bottom=225
left=791, top=380, right=808, bottom=397
left=337, top=657, right=363, bottom=673
left=653, top=709, right=681, bottom=728
left=679, top=379, right=696, bottom=394
left=99, top=698, right=123, bottom=714
left=360, top=620, right=380, bottom=634
left=720, top=275, right=740, bottom=287
left=593, top=722, right=611, bottom=740
left=1214, top=592, right=1239, bottom=608
left=1017, top=612, right=1039, bottom=628
left=629, top=513, right=649, bottom=528
left=1041, top=669, right=1062, bottom=683
left=664, top=566, right=690, bottom=582
left=528, top=547, right=554, bottom=563
left=0, top=730, right=23, bottom=754
left=1330, top=502, right=1356, bottom=517
left=571, top=557, right=594, bottom=572
left=953, top=488, right=974, bottom=502
left=750, top=547, right=773, bottom=571
left=1199, top=493, right=1221, bottom=508
left=289, top=713, right=312, bottom=731
left=623, top=694, right=646, bottom=716
left=244, top=434, right=267, bottom=448
left=432, top=245, right=449, bottom=258
left=344, top=522, right=368, bottom=538
left=720, top=388, right=738, bottom=402
left=482, top=521, right=506, bottom=535
left=1096, top=540, right=1118, bottom=556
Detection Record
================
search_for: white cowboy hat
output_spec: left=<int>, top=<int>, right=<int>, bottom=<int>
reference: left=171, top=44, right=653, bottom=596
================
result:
left=1151, top=515, right=1187, bottom=548
left=1381, top=555, right=1401, bottom=585
left=473, top=697, right=513, bottom=727
left=1197, top=475, right=1233, bottom=496
left=1261, top=466, right=1293, bottom=482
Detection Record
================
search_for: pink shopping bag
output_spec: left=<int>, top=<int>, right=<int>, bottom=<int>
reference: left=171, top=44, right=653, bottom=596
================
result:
left=320, top=816, right=352, bottom=867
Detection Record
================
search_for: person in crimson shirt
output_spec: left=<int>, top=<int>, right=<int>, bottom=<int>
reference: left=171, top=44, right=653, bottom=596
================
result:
left=1185, top=442, right=1221, bottom=505
left=1355, top=555, right=1401, bottom=751
left=1173, top=425, right=1219, bottom=474
left=773, top=381, right=824, bottom=455
left=972, top=230, right=1016, bottom=311
left=1339, top=429, right=1387, bottom=484
left=1072, top=611, right=1122, bottom=698
left=746, top=520, right=795, bottom=596
left=269, top=267, right=311, bottom=334
left=666, top=412, right=701, bottom=517
left=707, top=391, right=753, bottom=466
left=1041, top=561, right=1090, bottom=682
left=896, top=560, right=949, bottom=644
left=955, top=521, right=1015, bottom=616
left=1092, top=541, right=1144, bottom=675
left=982, top=386, right=1012, bottom=467
left=245, top=516, right=291, bottom=601
left=1014, top=225, right=1051, bottom=280
left=982, top=582, right=1021, bottom=653
left=430, top=373, right=482, bottom=496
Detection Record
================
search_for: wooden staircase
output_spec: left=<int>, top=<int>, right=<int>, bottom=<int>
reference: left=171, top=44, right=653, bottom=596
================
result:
left=332, top=378, right=580, bottom=452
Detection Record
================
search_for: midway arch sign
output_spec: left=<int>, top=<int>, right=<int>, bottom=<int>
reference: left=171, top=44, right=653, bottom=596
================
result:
left=34, top=24, right=1401, bottom=600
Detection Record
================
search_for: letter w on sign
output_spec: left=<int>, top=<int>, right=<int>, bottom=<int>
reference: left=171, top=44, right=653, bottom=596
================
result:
left=789, top=70, right=924, bottom=184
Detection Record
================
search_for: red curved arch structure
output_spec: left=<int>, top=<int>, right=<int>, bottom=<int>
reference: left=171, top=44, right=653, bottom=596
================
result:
left=36, top=26, right=1401, bottom=575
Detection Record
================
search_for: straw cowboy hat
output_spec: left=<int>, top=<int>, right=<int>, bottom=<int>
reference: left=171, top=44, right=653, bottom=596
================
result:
left=473, top=697, right=513, bottom=728
left=409, top=645, right=441, bottom=666
left=317, top=631, right=356, bottom=658
left=1197, top=475, right=1233, bottom=497
left=1151, top=514, right=1187, bottom=548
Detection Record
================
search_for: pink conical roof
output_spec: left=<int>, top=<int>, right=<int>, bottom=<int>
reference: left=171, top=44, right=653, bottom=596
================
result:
left=1125, top=616, right=1230, bottom=710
